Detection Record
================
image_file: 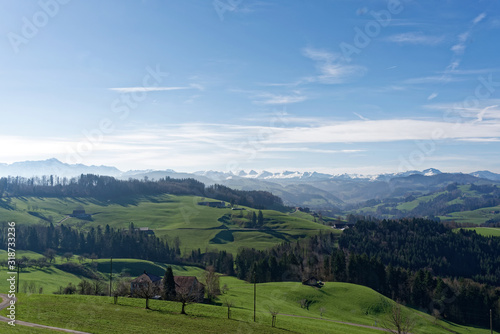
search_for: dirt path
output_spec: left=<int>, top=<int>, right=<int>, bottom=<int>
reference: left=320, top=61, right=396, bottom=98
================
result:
left=281, top=313, right=392, bottom=332
left=0, top=294, right=91, bottom=333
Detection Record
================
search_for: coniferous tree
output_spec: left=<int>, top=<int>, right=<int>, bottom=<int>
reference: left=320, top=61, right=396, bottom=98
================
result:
left=257, top=210, right=264, bottom=227
left=163, top=266, right=176, bottom=301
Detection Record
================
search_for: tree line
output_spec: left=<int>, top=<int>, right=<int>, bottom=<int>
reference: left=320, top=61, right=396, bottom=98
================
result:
left=0, top=174, right=285, bottom=210
left=0, top=222, right=235, bottom=276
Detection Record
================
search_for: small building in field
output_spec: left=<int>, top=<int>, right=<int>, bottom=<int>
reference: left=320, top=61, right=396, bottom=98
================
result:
left=302, top=277, right=324, bottom=288
left=198, top=201, right=226, bottom=208
left=137, top=227, right=155, bottom=235
left=130, top=272, right=205, bottom=303
left=70, top=209, right=91, bottom=219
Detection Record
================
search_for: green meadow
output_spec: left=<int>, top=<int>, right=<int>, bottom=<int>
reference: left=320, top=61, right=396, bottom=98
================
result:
left=0, top=254, right=497, bottom=334
left=1, top=280, right=497, bottom=334
left=0, top=195, right=331, bottom=254
left=0, top=252, right=206, bottom=294
left=457, top=227, right=500, bottom=237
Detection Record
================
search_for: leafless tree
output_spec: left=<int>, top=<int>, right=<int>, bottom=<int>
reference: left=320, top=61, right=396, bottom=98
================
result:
left=133, top=281, right=159, bottom=309
left=381, top=301, right=416, bottom=334
left=202, top=266, right=220, bottom=301
left=112, top=279, right=131, bottom=304
left=269, top=307, right=279, bottom=327
left=223, top=298, right=234, bottom=319
left=63, top=252, right=73, bottom=262
left=44, top=248, right=56, bottom=263
left=299, top=298, right=307, bottom=309
left=176, top=285, right=196, bottom=315
left=319, top=307, right=326, bottom=318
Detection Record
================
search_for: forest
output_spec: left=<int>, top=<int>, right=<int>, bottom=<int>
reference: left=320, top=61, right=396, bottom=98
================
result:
left=233, top=218, right=500, bottom=330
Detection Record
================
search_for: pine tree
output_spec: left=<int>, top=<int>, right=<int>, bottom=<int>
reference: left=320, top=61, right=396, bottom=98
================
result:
left=257, top=210, right=264, bottom=227
left=163, top=266, right=176, bottom=301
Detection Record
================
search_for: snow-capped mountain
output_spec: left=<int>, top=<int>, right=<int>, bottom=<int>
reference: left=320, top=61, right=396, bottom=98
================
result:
left=1, top=158, right=500, bottom=209
left=3, top=159, right=499, bottom=184
left=0, top=158, right=122, bottom=178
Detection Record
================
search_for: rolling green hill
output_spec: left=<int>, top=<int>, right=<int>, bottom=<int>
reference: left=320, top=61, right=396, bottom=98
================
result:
left=2, top=280, right=497, bottom=334
left=0, top=252, right=206, bottom=294
left=0, top=254, right=497, bottom=333
left=350, top=184, right=500, bottom=225
left=0, top=195, right=332, bottom=254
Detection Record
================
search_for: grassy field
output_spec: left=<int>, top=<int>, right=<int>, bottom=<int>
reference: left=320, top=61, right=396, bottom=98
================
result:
left=1, top=280, right=497, bottom=334
left=0, top=253, right=206, bottom=295
left=0, top=254, right=496, bottom=334
left=0, top=195, right=331, bottom=254
left=351, top=184, right=500, bottom=225
left=439, top=205, right=500, bottom=225
left=457, top=227, right=500, bottom=237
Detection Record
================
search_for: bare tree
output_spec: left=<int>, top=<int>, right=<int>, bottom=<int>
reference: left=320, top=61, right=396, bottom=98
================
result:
left=381, top=301, right=416, bottom=334
left=223, top=298, right=234, bottom=319
left=112, top=279, right=131, bottom=304
left=202, top=266, right=220, bottom=301
left=44, top=248, right=56, bottom=263
left=269, top=307, right=279, bottom=328
left=133, top=281, right=159, bottom=309
left=299, top=298, right=307, bottom=309
left=63, top=252, right=73, bottom=262
left=319, top=307, right=326, bottom=318
left=77, top=279, right=93, bottom=295
left=176, top=285, right=196, bottom=315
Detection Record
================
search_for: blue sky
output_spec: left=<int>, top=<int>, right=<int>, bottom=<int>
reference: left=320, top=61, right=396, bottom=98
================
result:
left=1, top=0, right=500, bottom=174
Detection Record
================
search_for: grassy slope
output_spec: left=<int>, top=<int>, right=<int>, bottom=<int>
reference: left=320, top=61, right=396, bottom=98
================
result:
left=1, top=280, right=496, bottom=334
left=353, top=185, right=500, bottom=225
left=0, top=252, right=205, bottom=294
left=439, top=205, right=500, bottom=225
left=0, top=254, right=495, bottom=334
left=0, top=195, right=331, bottom=254
left=457, top=227, right=500, bottom=237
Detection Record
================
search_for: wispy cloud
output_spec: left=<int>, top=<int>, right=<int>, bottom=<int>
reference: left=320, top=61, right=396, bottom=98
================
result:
left=5, top=115, right=500, bottom=171
left=109, top=86, right=192, bottom=93
left=427, top=93, right=438, bottom=100
left=425, top=100, right=500, bottom=121
left=458, top=137, right=500, bottom=142
left=448, top=12, right=487, bottom=71
left=302, top=47, right=366, bottom=84
left=254, top=93, right=307, bottom=105
left=473, top=12, right=487, bottom=25
left=385, top=32, right=444, bottom=45
left=259, top=147, right=364, bottom=154
left=402, top=76, right=463, bottom=85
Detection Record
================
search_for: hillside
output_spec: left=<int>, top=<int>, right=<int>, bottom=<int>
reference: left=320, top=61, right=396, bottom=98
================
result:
left=0, top=194, right=331, bottom=254
left=0, top=251, right=205, bottom=294
left=350, top=183, right=500, bottom=225
left=2, top=279, right=497, bottom=334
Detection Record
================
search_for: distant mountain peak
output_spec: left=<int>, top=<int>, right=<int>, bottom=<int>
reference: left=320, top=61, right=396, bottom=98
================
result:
left=0, top=158, right=122, bottom=178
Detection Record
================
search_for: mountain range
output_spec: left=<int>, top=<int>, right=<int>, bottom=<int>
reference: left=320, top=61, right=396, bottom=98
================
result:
left=1, top=158, right=499, bottom=209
